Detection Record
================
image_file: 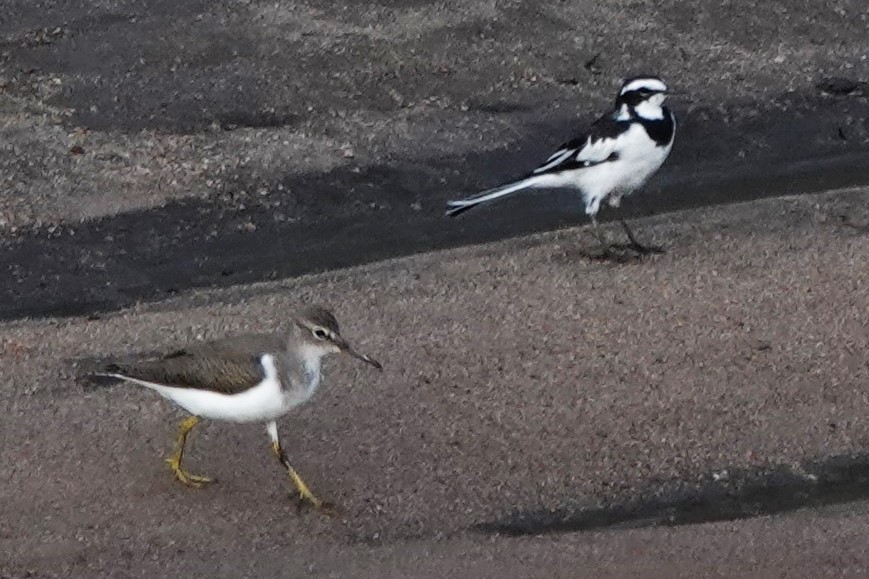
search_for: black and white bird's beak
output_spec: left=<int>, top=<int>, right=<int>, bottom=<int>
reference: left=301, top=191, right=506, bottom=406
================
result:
left=334, top=337, right=383, bottom=370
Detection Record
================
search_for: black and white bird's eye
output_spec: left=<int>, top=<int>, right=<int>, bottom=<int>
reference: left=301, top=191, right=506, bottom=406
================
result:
left=313, top=328, right=328, bottom=340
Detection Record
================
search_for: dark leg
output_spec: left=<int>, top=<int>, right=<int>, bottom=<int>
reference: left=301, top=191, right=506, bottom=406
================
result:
left=586, top=216, right=632, bottom=263
left=591, top=216, right=610, bottom=253
left=266, top=421, right=333, bottom=513
left=619, top=218, right=664, bottom=255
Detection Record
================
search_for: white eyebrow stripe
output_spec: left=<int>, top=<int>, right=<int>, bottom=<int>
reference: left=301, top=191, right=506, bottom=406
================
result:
left=620, top=78, right=667, bottom=94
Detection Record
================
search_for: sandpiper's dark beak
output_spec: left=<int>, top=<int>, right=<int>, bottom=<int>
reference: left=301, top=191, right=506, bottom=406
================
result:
left=335, top=338, right=383, bottom=370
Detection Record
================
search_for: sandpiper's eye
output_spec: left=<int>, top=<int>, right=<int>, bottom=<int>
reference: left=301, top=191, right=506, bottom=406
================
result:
left=313, top=328, right=328, bottom=340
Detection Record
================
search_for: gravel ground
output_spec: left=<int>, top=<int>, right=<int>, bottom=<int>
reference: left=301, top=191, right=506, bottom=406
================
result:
left=1, top=1, right=868, bottom=576
left=1, top=187, right=867, bottom=577
left=0, top=0, right=867, bottom=231
left=0, top=0, right=867, bottom=322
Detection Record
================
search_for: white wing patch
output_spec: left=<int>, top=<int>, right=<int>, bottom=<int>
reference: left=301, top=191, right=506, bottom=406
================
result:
left=533, top=147, right=577, bottom=174
left=532, top=134, right=620, bottom=174
left=575, top=136, right=618, bottom=165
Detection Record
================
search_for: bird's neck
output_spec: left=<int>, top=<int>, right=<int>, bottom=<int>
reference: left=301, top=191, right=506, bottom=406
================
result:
left=282, top=332, right=325, bottom=391
left=292, top=345, right=323, bottom=384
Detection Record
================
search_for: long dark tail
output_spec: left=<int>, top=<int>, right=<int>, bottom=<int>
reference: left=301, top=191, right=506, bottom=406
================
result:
left=445, top=176, right=540, bottom=217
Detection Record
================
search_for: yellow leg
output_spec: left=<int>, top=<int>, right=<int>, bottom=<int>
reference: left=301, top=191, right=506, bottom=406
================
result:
left=165, top=416, right=213, bottom=488
left=271, top=441, right=331, bottom=512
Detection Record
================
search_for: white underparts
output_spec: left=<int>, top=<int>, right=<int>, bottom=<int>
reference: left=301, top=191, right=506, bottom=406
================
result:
left=109, top=353, right=320, bottom=423
left=574, top=122, right=671, bottom=216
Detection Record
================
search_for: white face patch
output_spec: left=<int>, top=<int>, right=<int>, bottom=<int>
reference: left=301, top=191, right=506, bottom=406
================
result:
left=620, top=78, right=667, bottom=95
left=650, top=93, right=667, bottom=107
left=634, top=99, right=665, bottom=120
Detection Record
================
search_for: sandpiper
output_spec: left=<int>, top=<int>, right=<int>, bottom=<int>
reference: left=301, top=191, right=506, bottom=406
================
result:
left=91, top=305, right=382, bottom=511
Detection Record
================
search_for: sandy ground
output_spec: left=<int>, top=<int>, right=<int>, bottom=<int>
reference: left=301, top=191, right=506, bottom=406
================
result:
left=1, top=1, right=868, bottom=576
left=1, top=187, right=867, bottom=577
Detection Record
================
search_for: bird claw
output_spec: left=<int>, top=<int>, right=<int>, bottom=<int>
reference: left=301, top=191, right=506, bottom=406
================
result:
left=584, top=246, right=638, bottom=264
left=290, top=491, right=337, bottom=516
left=586, top=242, right=664, bottom=262
left=284, top=466, right=336, bottom=515
left=628, top=243, right=665, bottom=255
left=165, top=457, right=214, bottom=488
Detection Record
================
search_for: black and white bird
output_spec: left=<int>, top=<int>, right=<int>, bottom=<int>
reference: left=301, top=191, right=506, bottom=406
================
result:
left=446, top=75, right=676, bottom=258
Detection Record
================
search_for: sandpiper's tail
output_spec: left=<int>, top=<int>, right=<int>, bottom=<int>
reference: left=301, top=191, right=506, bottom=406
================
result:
left=74, top=360, right=133, bottom=389
left=445, top=176, right=540, bottom=217
left=78, top=373, right=125, bottom=389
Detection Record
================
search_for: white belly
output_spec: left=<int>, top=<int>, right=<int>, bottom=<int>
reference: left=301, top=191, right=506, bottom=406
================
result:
left=149, top=377, right=293, bottom=423
left=114, top=354, right=318, bottom=423
left=573, top=127, right=672, bottom=215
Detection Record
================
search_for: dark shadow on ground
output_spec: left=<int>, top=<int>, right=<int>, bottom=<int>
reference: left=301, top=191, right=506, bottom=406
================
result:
left=1, top=145, right=867, bottom=322
left=476, top=452, right=869, bottom=536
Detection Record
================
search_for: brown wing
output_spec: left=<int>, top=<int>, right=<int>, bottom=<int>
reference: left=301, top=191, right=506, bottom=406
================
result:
left=108, top=333, right=286, bottom=395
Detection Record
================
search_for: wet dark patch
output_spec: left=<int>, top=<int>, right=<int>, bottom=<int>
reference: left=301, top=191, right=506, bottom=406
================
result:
left=465, top=99, right=539, bottom=114
left=0, top=147, right=867, bottom=323
left=217, top=109, right=301, bottom=131
left=476, top=452, right=869, bottom=536
left=2, top=1, right=492, bottom=133
left=816, top=77, right=867, bottom=97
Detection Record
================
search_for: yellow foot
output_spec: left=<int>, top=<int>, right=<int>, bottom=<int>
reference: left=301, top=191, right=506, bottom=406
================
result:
left=165, top=457, right=213, bottom=488
left=271, top=441, right=335, bottom=514
left=287, top=467, right=321, bottom=506
left=291, top=492, right=337, bottom=516
left=286, top=467, right=336, bottom=515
